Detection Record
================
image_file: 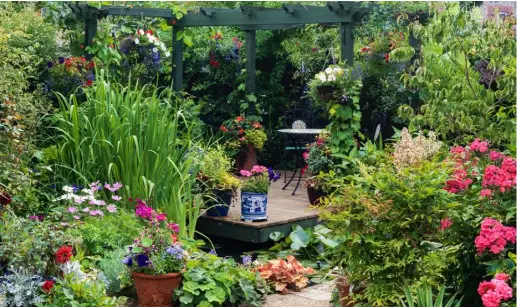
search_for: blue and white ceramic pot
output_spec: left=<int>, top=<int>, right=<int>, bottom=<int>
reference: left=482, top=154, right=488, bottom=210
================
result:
left=240, top=191, right=268, bottom=222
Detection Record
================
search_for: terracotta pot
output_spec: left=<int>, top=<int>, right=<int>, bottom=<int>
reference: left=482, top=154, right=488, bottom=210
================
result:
left=307, top=186, right=325, bottom=206
left=336, top=277, right=364, bottom=307
left=132, top=272, right=182, bottom=307
left=316, top=85, right=335, bottom=102
left=235, top=145, right=257, bottom=171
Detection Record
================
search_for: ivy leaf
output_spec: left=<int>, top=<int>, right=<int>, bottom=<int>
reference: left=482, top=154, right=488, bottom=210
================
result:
left=205, top=287, right=226, bottom=303
left=141, top=238, right=153, bottom=247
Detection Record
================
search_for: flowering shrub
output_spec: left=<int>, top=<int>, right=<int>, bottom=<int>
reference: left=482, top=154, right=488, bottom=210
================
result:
left=477, top=273, right=513, bottom=307
left=119, top=28, right=170, bottom=84
left=255, top=255, right=314, bottom=293
left=221, top=115, right=267, bottom=151
left=55, top=181, right=123, bottom=222
left=393, top=128, right=442, bottom=170
left=474, top=218, right=516, bottom=256
left=240, top=165, right=279, bottom=193
left=45, top=56, right=95, bottom=101
left=123, top=200, right=186, bottom=275
left=302, top=132, right=333, bottom=189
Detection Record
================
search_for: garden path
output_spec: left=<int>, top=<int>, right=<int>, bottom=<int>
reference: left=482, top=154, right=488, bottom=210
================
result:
left=264, top=282, right=333, bottom=307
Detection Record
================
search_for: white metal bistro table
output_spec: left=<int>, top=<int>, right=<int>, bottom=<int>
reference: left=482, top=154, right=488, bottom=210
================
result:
left=277, top=128, right=323, bottom=195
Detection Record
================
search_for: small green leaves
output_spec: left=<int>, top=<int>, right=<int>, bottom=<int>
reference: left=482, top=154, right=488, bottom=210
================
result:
left=141, top=237, right=153, bottom=247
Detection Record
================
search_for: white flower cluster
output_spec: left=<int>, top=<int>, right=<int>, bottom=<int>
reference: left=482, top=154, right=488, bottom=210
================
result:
left=393, top=128, right=443, bottom=170
left=135, top=29, right=170, bottom=57
left=61, top=261, right=110, bottom=288
left=315, top=66, right=345, bottom=83
left=0, top=267, right=45, bottom=307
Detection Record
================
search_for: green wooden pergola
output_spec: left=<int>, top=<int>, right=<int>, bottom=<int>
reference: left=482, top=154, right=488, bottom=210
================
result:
left=72, top=3, right=369, bottom=93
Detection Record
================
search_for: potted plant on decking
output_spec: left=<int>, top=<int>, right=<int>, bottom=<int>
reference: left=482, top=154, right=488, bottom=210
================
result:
left=198, top=146, right=241, bottom=217
left=123, top=199, right=187, bottom=307
left=239, top=165, right=280, bottom=222
left=221, top=115, right=267, bottom=171
left=303, top=131, right=333, bottom=206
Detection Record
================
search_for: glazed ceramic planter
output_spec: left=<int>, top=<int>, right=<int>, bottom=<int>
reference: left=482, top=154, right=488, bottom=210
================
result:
left=240, top=191, right=268, bottom=222
left=132, top=272, right=182, bottom=307
left=206, top=190, right=233, bottom=217
left=235, top=145, right=258, bottom=171
left=307, top=186, right=325, bottom=206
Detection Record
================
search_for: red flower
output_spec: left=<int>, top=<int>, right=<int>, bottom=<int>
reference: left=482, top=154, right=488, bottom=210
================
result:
left=0, top=192, right=12, bottom=205
left=84, top=80, right=93, bottom=87
left=252, top=122, right=261, bottom=129
left=220, top=125, right=228, bottom=132
left=384, top=53, right=390, bottom=62
left=80, top=44, right=85, bottom=49
left=236, top=116, right=244, bottom=123
left=311, top=47, right=318, bottom=53
left=88, top=61, right=95, bottom=69
left=360, top=46, right=371, bottom=53
left=238, top=128, right=245, bottom=135
left=55, top=245, right=73, bottom=264
left=42, top=280, right=54, bottom=293
left=145, top=29, right=153, bottom=35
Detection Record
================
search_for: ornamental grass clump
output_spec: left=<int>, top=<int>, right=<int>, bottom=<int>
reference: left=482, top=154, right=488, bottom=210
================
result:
left=393, top=127, right=442, bottom=170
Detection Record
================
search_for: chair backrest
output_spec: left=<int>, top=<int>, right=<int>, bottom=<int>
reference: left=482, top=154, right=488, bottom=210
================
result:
left=284, top=109, right=315, bottom=129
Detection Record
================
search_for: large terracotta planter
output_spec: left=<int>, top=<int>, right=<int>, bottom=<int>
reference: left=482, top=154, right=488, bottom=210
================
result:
left=336, top=277, right=364, bottom=307
left=235, top=145, right=258, bottom=171
left=307, top=186, right=325, bottom=206
left=132, top=272, right=182, bottom=307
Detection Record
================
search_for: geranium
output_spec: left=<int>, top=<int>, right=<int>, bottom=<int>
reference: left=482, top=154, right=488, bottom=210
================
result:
left=439, top=218, right=453, bottom=230
left=474, top=218, right=516, bottom=255
left=478, top=273, right=513, bottom=307
left=55, top=245, right=73, bottom=264
left=240, top=170, right=252, bottom=177
left=42, top=280, right=54, bottom=293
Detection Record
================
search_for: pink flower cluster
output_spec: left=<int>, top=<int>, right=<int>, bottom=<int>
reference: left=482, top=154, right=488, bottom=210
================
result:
left=240, top=165, right=268, bottom=177
left=478, top=273, right=513, bottom=307
left=470, top=138, right=489, bottom=153
left=135, top=199, right=166, bottom=222
left=474, top=218, right=516, bottom=255
left=444, top=168, right=473, bottom=193
left=438, top=218, right=453, bottom=230
left=482, top=157, right=516, bottom=193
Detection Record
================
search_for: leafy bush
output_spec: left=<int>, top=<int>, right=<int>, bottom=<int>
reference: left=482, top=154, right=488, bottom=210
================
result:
left=175, top=252, right=268, bottom=307
left=65, top=209, right=142, bottom=256
left=53, top=72, right=202, bottom=238
left=256, top=255, right=314, bottom=293
left=199, top=146, right=240, bottom=193
left=97, top=248, right=131, bottom=295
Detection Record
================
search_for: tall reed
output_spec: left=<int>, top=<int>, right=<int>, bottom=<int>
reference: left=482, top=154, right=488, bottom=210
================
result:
left=53, top=71, right=202, bottom=238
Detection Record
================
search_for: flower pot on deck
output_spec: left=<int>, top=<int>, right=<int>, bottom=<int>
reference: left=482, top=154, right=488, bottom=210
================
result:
left=336, top=277, right=364, bottom=307
left=132, top=272, right=182, bottom=307
left=206, top=190, right=233, bottom=217
left=235, top=145, right=258, bottom=171
left=240, top=191, right=268, bottom=222
left=307, top=186, right=325, bottom=206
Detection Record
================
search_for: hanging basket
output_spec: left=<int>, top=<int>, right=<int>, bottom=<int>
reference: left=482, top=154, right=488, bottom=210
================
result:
left=316, top=85, right=335, bottom=102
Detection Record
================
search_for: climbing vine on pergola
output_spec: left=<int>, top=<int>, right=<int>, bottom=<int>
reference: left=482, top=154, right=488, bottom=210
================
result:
left=72, top=2, right=369, bottom=93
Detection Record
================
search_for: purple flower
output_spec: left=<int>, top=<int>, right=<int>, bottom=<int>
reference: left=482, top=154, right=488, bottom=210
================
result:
left=122, top=256, right=133, bottom=266
left=58, top=57, right=65, bottom=64
left=82, top=207, right=90, bottom=212
left=112, top=195, right=122, bottom=201
left=106, top=205, right=117, bottom=213
left=267, top=167, right=280, bottom=182
left=241, top=255, right=252, bottom=265
left=136, top=254, right=149, bottom=267
left=68, top=206, right=77, bottom=213
left=166, top=245, right=184, bottom=260
left=72, top=185, right=83, bottom=193
left=104, top=182, right=123, bottom=192
left=90, top=209, right=104, bottom=216
left=47, top=61, right=53, bottom=68
left=89, top=181, right=102, bottom=191
left=73, top=215, right=81, bottom=220
left=29, top=215, right=40, bottom=221
left=209, top=249, right=217, bottom=255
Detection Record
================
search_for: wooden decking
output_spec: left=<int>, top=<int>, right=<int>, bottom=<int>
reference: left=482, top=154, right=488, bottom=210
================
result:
left=197, top=174, right=319, bottom=243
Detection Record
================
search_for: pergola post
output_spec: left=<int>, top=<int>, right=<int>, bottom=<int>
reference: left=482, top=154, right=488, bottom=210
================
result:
left=84, top=14, right=98, bottom=60
left=172, top=26, right=184, bottom=92
left=340, top=23, right=354, bottom=66
left=245, top=30, right=256, bottom=94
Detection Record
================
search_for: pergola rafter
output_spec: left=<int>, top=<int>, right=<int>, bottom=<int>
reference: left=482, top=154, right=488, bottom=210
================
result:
left=71, top=2, right=369, bottom=92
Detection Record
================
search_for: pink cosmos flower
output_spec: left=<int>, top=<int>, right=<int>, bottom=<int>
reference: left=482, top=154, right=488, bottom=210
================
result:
left=112, top=195, right=122, bottom=201
left=106, top=205, right=117, bottom=213
left=82, top=207, right=90, bottom=212
left=60, top=222, right=69, bottom=227
left=104, top=182, right=123, bottom=192
left=67, top=206, right=77, bottom=213
left=240, top=170, right=252, bottom=177
left=90, top=210, right=104, bottom=216
left=89, top=199, right=106, bottom=206
left=73, top=215, right=81, bottom=220
left=73, top=197, right=85, bottom=204
left=439, top=218, right=452, bottom=230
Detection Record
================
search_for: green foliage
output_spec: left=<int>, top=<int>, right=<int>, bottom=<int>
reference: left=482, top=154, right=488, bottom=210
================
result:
left=398, top=5, right=516, bottom=149
left=65, top=210, right=142, bottom=256
left=97, top=248, right=131, bottom=295
left=53, top=72, right=202, bottom=238
left=245, top=129, right=267, bottom=151
left=199, top=145, right=240, bottom=192
left=308, top=65, right=363, bottom=154
left=0, top=211, right=75, bottom=275
left=320, top=159, right=459, bottom=305
left=400, top=283, right=463, bottom=307
left=241, top=172, right=272, bottom=194
left=175, top=252, right=268, bottom=307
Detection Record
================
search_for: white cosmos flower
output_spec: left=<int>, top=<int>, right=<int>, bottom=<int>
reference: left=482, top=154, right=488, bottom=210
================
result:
left=134, top=38, right=140, bottom=44
left=325, top=67, right=333, bottom=75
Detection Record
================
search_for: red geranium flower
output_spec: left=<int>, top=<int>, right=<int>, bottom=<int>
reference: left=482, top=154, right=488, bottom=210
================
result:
left=55, top=245, right=73, bottom=264
left=236, top=116, right=244, bottom=123
left=42, top=280, right=54, bottom=293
